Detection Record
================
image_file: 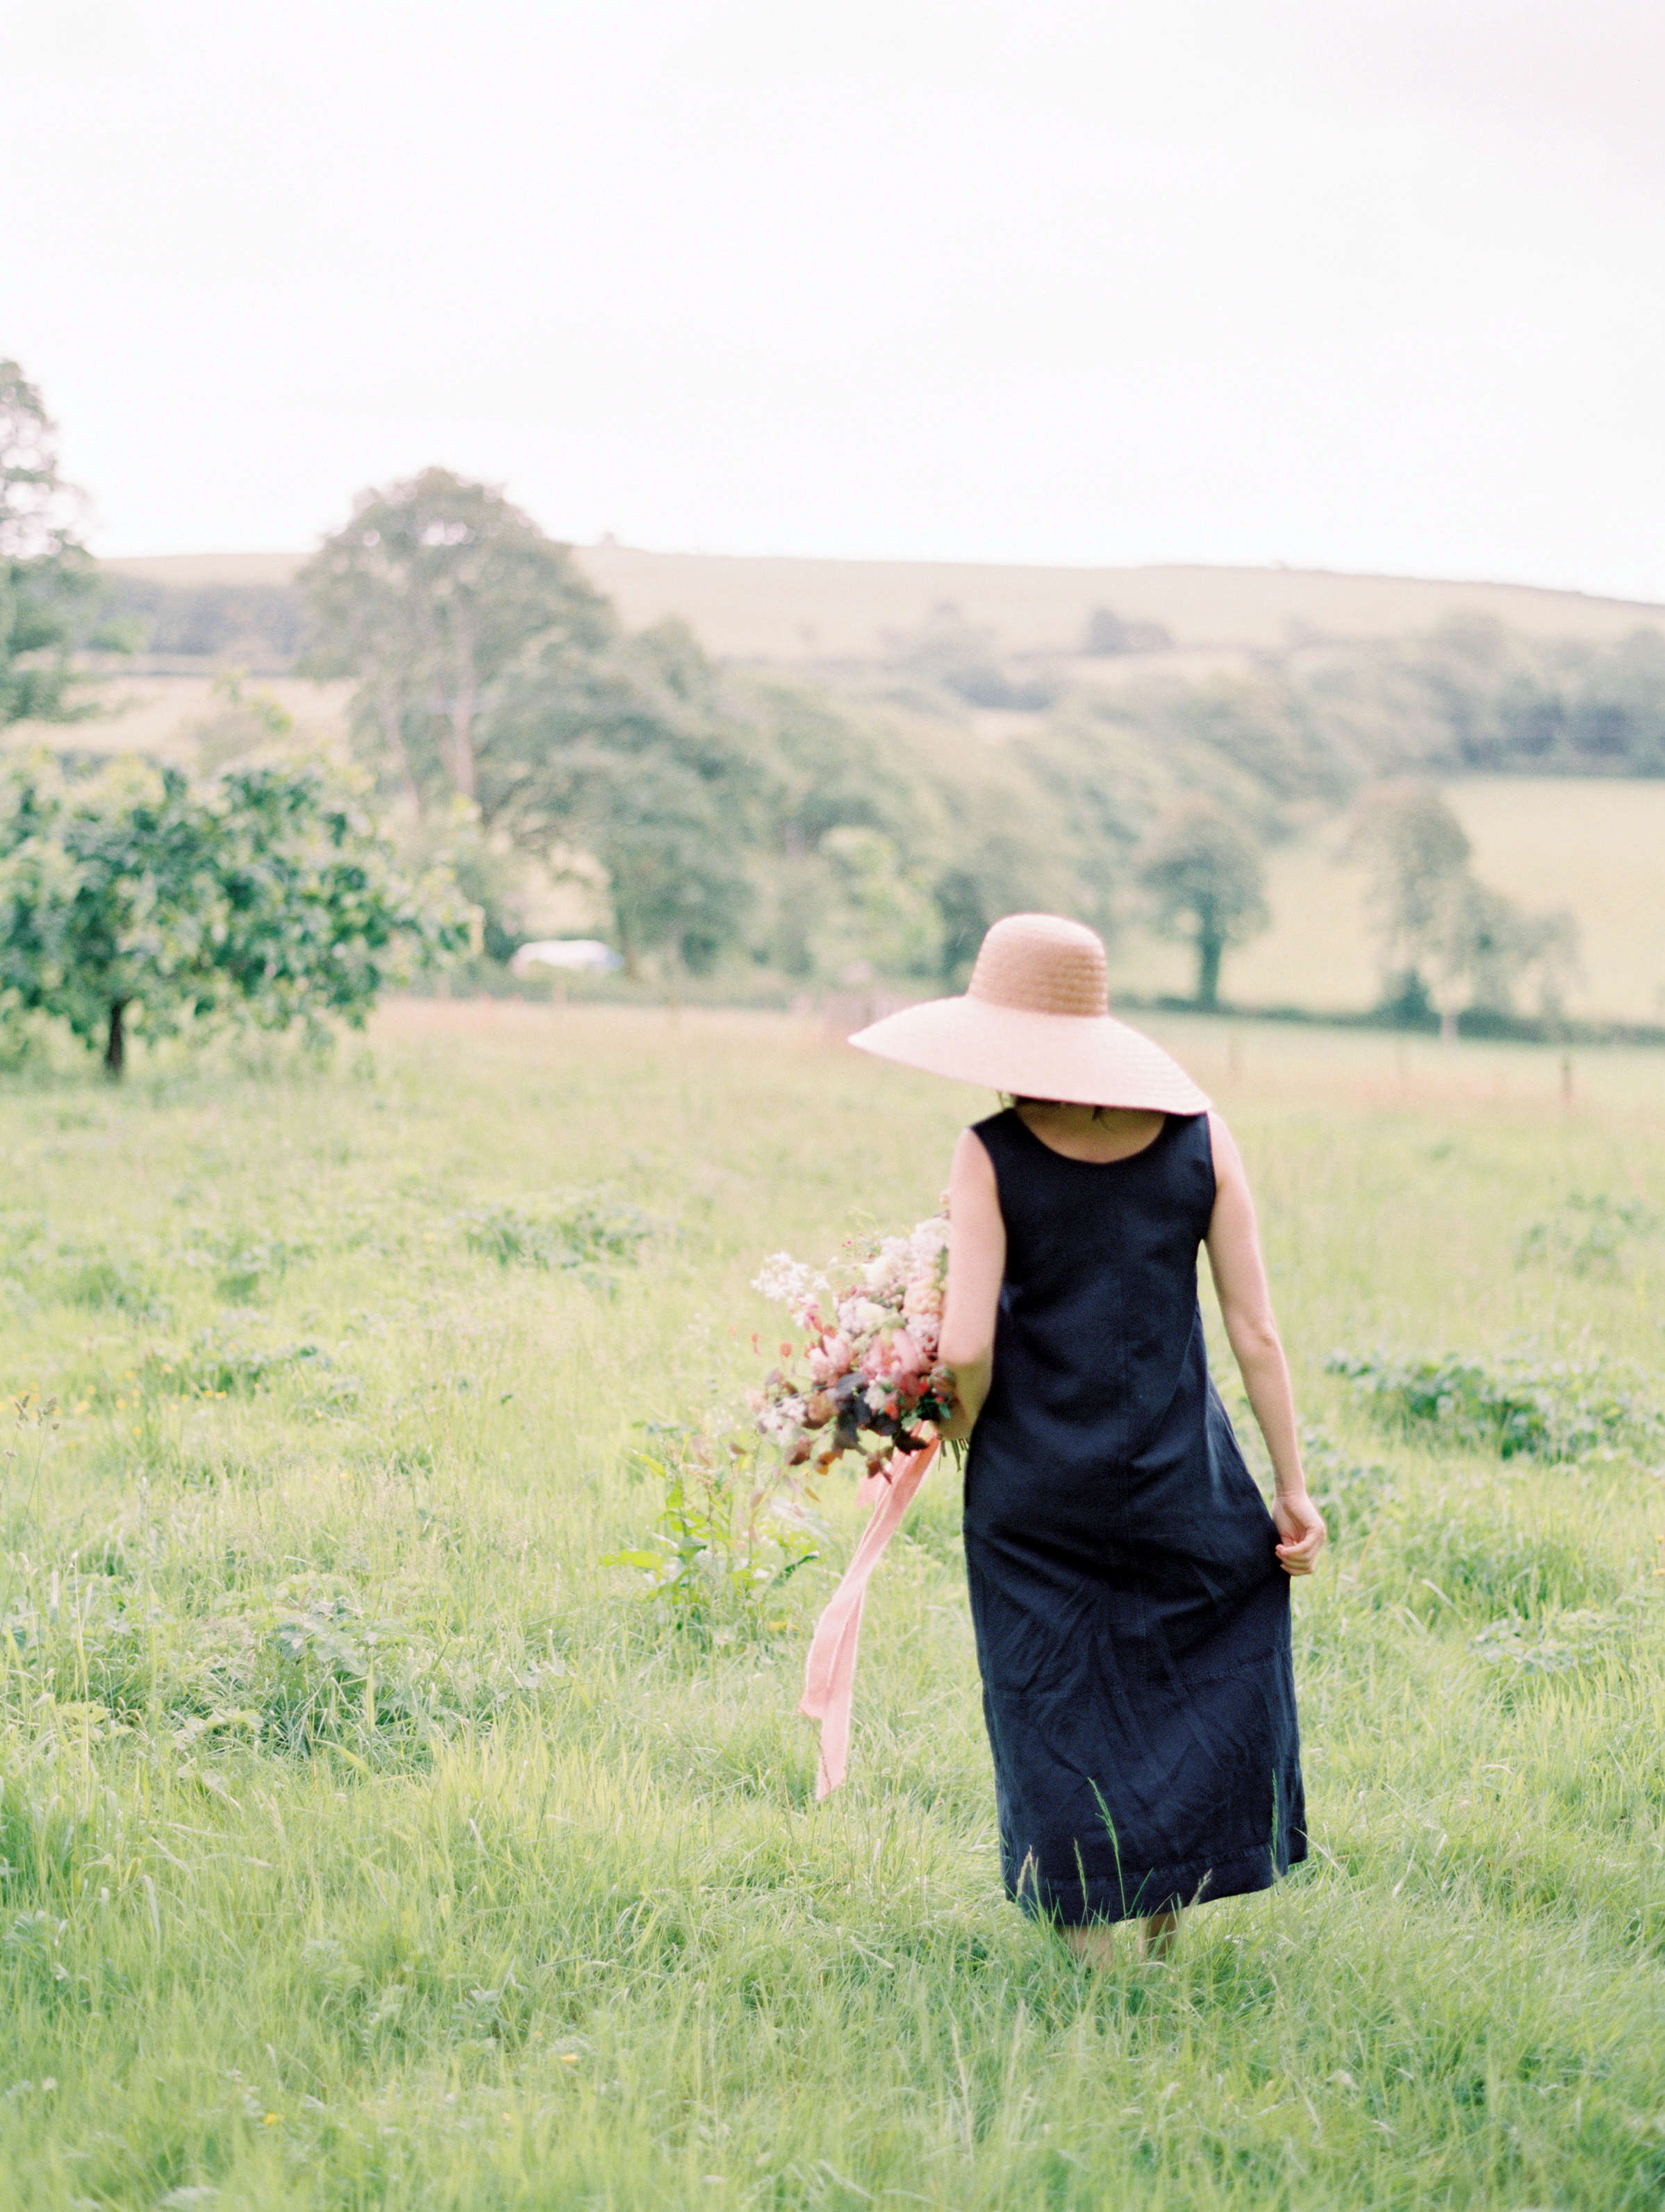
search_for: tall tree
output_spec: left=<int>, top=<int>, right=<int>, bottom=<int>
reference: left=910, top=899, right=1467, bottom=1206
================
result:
left=1348, top=781, right=1472, bottom=1000
left=1138, top=802, right=1270, bottom=1009
left=0, top=752, right=472, bottom=1075
left=478, top=622, right=754, bottom=977
left=1349, top=781, right=1580, bottom=1034
left=1, top=361, right=103, bottom=728
left=299, top=468, right=612, bottom=810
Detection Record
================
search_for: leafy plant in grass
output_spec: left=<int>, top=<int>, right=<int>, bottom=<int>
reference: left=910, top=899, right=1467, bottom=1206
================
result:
left=176, top=1226, right=317, bottom=1303
left=137, top=1331, right=331, bottom=1401
left=458, top=1193, right=650, bottom=1282
left=1516, top=1192, right=1663, bottom=1278
left=1, top=1562, right=571, bottom=1761
left=606, top=1423, right=819, bottom=1645
left=1468, top=1601, right=1652, bottom=1680
left=1325, top=1348, right=1665, bottom=1461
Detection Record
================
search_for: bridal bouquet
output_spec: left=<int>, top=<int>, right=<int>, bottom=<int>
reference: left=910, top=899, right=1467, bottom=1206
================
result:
left=749, top=1212, right=956, bottom=1479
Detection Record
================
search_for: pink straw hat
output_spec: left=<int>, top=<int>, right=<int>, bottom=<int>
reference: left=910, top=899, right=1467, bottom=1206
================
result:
left=847, top=913, right=1211, bottom=1114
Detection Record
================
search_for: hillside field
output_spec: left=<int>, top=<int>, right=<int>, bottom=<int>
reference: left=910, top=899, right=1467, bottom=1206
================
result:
left=1118, top=775, right=1665, bottom=1026
left=102, top=550, right=1665, bottom=663
left=1, top=1002, right=1662, bottom=2209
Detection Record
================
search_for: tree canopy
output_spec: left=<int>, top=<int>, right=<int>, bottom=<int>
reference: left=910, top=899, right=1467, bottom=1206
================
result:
left=1, top=360, right=108, bottom=729
left=299, top=468, right=612, bottom=809
left=1348, top=782, right=1580, bottom=1030
left=479, top=623, right=756, bottom=977
left=1136, top=802, right=1270, bottom=1009
left=0, top=752, right=472, bottom=1073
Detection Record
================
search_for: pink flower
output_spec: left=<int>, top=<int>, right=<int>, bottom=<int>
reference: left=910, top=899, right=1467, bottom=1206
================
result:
left=863, top=1327, right=925, bottom=1386
left=808, top=1332, right=852, bottom=1383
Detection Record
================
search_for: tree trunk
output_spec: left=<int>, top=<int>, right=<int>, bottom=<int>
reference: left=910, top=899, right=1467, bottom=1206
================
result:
left=447, top=624, right=478, bottom=800
left=104, top=1000, right=126, bottom=1078
left=376, top=681, right=422, bottom=813
left=1439, top=1007, right=1457, bottom=1046
left=1196, top=931, right=1223, bottom=1010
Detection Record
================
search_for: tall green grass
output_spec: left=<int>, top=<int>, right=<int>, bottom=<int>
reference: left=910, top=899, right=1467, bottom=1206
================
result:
left=1, top=1004, right=1662, bottom=2210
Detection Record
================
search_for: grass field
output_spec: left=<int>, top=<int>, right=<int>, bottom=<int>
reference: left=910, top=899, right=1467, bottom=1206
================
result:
left=1, top=1000, right=1662, bottom=2210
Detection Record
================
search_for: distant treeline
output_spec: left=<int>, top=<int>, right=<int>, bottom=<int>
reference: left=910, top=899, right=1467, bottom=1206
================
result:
left=99, top=577, right=308, bottom=669
left=102, top=571, right=1665, bottom=783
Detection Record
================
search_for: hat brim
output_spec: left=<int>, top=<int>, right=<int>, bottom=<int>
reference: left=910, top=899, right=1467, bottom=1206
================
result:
left=847, top=996, right=1211, bottom=1114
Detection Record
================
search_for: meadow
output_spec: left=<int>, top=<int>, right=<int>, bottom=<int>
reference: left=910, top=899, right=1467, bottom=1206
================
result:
left=1, top=1001, right=1662, bottom=2211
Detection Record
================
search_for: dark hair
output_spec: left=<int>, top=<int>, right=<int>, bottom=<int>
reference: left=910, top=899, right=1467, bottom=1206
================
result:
left=1003, top=1093, right=1115, bottom=1121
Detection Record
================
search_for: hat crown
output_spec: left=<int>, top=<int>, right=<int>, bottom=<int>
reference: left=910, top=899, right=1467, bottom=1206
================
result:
left=967, top=914, right=1109, bottom=1018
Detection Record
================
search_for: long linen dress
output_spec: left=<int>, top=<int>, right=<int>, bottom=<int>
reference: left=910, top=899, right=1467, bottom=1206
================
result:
left=962, top=1107, right=1305, bottom=1926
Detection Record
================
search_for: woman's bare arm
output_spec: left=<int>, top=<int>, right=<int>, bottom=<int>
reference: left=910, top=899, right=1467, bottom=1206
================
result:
left=938, top=1128, right=1005, bottom=1441
left=1204, top=1114, right=1326, bottom=1576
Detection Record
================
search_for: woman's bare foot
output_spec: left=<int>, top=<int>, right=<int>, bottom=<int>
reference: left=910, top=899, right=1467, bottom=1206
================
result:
left=1141, top=1908, right=1180, bottom=1959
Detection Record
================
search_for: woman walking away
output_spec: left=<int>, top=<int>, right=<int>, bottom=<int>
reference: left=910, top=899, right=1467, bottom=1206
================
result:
left=850, top=914, right=1325, bottom=1963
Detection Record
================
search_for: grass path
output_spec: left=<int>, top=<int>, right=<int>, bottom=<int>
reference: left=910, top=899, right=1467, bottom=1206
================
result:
left=1, top=1004, right=1661, bottom=2209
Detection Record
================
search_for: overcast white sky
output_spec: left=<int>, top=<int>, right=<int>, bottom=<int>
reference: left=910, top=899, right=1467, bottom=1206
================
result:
left=5, top=0, right=1664, bottom=595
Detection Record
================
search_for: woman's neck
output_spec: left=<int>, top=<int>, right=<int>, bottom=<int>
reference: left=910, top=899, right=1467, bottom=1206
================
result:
left=1013, top=1100, right=1167, bottom=1164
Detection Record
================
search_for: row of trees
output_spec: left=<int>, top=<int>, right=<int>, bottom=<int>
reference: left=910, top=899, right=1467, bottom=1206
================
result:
left=292, top=472, right=1336, bottom=1007
left=0, top=356, right=1600, bottom=1063
left=295, top=470, right=1072, bottom=986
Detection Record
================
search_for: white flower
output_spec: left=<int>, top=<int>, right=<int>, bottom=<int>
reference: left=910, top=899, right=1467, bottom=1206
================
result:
left=758, top=1393, right=808, bottom=1445
left=864, top=1381, right=890, bottom=1412
left=752, top=1253, right=827, bottom=1322
left=850, top=1298, right=889, bottom=1336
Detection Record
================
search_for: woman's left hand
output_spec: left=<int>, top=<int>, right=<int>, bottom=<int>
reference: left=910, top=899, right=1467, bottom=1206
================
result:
left=1272, top=1489, right=1327, bottom=1576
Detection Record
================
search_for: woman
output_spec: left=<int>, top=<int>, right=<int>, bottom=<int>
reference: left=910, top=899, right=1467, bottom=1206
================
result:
left=850, top=913, right=1325, bottom=1962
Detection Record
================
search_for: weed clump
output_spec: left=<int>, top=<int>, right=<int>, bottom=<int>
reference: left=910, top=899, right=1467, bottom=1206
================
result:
left=1516, top=1191, right=1663, bottom=1276
left=1325, top=1348, right=1665, bottom=1461
left=1300, top=1426, right=1394, bottom=1544
left=605, top=1424, right=819, bottom=1646
left=458, top=1192, right=650, bottom=1282
left=138, top=1332, right=332, bottom=1398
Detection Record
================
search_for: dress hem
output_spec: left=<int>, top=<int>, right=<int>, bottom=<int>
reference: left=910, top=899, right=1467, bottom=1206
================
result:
left=1010, top=1835, right=1307, bottom=1928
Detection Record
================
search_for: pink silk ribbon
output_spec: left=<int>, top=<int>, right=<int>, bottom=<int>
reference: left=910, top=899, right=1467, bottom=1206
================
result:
left=798, top=1439, right=941, bottom=1799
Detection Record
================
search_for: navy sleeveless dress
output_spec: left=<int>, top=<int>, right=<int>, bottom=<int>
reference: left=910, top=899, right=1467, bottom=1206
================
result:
left=963, top=1108, right=1304, bottom=1926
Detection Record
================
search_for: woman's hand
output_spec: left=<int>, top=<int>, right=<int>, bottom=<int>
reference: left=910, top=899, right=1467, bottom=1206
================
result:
left=1272, top=1489, right=1327, bottom=1576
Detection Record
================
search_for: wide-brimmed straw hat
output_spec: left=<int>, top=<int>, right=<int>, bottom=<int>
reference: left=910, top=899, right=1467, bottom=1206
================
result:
left=847, top=913, right=1210, bottom=1114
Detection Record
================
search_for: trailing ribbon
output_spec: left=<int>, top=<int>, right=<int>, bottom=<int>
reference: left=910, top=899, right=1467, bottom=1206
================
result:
left=798, top=1439, right=941, bottom=1799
